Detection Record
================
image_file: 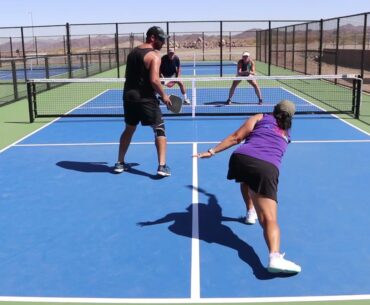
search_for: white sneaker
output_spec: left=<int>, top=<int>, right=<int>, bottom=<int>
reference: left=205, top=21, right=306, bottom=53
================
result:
left=183, top=98, right=191, bottom=105
left=245, top=209, right=258, bottom=224
left=267, top=253, right=301, bottom=273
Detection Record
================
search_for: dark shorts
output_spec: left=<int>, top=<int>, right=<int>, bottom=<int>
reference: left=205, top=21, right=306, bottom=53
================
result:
left=227, top=153, right=279, bottom=201
left=124, top=98, right=164, bottom=126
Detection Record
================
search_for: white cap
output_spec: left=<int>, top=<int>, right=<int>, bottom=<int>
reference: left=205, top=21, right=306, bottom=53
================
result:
left=242, top=51, right=250, bottom=57
left=168, top=48, right=175, bottom=53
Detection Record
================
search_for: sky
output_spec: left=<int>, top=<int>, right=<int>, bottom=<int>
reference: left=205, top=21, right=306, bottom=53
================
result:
left=0, top=0, right=369, bottom=28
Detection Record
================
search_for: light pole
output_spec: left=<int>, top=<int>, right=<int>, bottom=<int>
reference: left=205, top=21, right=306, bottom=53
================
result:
left=28, top=11, right=35, bottom=54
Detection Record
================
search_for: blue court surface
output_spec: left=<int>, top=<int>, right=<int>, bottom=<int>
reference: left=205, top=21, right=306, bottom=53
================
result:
left=0, top=95, right=370, bottom=302
left=68, top=87, right=331, bottom=117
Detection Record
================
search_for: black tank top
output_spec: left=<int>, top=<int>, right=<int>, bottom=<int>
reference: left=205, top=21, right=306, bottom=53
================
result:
left=124, top=47, right=156, bottom=101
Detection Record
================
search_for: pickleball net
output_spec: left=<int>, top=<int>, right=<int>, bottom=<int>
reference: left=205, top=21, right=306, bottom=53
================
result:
left=27, top=74, right=362, bottom=122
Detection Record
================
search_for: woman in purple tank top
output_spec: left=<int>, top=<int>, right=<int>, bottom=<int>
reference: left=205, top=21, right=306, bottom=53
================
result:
left=194, top=100, right=301, bottom=274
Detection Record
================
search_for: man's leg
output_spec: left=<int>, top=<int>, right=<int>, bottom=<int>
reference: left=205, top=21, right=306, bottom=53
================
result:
left=153, top=122, right=171, bottom=176
left=114, top=124, right=136, bottom=173
left=117, top=124, right=136, bottom=162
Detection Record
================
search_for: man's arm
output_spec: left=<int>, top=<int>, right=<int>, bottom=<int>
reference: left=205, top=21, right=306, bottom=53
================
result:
left=175, top=56, right=181, bottom=77
left=147, top=52, right=171, bottom=105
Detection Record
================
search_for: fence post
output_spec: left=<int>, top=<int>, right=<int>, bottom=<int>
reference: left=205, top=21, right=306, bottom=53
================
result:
left=318, top=19, right=323, bottom=75
left=304, top=24, right=308, bottom=74
left=334, top=18, right=340, bottom=78
left=268, top=21, right=271, bottom=76
left=360, top=13, right=367, bottom=79
left=202, top=32, right=205, bottom=61
left=85, top=53, right=89, bottom=77
left=20, top=27, right=28, bottom=81
left=229, top=31, right=232, bottom=61
left=166, top=21, right=170, bottom=52
left=220, top=21, right=223, bottom=77
left=11, top=60, right=18, bottom=100
left=66, top=23, right=72, bottom=78
left=115, top=23, right=120, bottom=78
left=10, top=37, right=14, bottom=57
left=292, top=25, right=296, bottom=72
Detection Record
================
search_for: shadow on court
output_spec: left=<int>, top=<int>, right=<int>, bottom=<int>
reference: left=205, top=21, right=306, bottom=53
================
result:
left=203, top=101, right=258, bottom=106
left=56, top=161, right=165, bottom=179
left=138, top=186, right=295, bottom=280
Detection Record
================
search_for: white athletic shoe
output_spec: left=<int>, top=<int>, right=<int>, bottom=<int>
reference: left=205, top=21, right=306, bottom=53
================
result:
left=245, top=209, right=258, bottom=224
left=183, top=98, right=191, bottom=105
left=267, top=253, right=301, bottom=273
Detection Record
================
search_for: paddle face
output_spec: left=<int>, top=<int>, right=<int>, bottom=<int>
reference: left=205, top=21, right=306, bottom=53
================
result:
left=167, top=94, right=183, bottom=113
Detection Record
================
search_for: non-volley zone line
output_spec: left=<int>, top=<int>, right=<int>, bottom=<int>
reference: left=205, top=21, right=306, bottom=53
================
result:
left=12, top=139, right=370, bottom=148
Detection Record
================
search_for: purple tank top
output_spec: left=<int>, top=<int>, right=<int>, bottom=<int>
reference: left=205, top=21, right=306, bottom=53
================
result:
left=233, top=114, right=291, bottom=169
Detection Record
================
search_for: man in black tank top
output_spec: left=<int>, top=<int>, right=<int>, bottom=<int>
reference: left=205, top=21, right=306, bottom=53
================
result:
left=114, top=26, right=172, bottom=177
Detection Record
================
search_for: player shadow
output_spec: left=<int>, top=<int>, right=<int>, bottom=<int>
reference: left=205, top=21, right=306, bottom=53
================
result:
left=56, top=161, right=163, bottom=179
left=204, top=101, right=257, bottom=106
left=56, top=161, right=117, bottom=173
left=137, top=186, right=295, bottom=280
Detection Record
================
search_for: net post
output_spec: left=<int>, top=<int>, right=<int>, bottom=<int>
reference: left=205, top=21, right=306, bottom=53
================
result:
left=32, top=82, right=37, bottom=119
left=11, top=60, right=19, bottom=100
left=355, top=76, right=362, bottom=119
left=45, top=56, right=50, bottom=90
left=191, top=78, right=196, bottom=117
left=27, top=81, right=34, bottom=123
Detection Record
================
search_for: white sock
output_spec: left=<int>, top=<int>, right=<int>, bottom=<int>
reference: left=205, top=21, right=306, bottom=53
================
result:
left=269, top=252, right=281, bottom=259
left=183, top=93, right=188, bottom=99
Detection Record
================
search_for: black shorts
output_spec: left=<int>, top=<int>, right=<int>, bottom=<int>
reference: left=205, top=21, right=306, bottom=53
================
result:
left=227, top=153, right=279, bottom=201
left=124, top=98, right=164, bottom=126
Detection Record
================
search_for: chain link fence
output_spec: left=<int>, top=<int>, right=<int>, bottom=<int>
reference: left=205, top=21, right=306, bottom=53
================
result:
left=1, top=13, right=369, bottom=106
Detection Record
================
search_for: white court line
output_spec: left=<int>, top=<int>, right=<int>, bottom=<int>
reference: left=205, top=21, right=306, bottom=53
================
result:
left=0, top=294, right=369, bottom=303
left=11, top=139, right=370, bottom=148
left=191, top=143, right=201, bottom=300
left=280, top=86, right=370, bottom=136
left=0, top=90, right=111, bottom=154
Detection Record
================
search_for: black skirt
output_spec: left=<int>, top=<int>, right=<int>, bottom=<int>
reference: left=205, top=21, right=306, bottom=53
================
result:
left=227, top=153, right=279, bottom=201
